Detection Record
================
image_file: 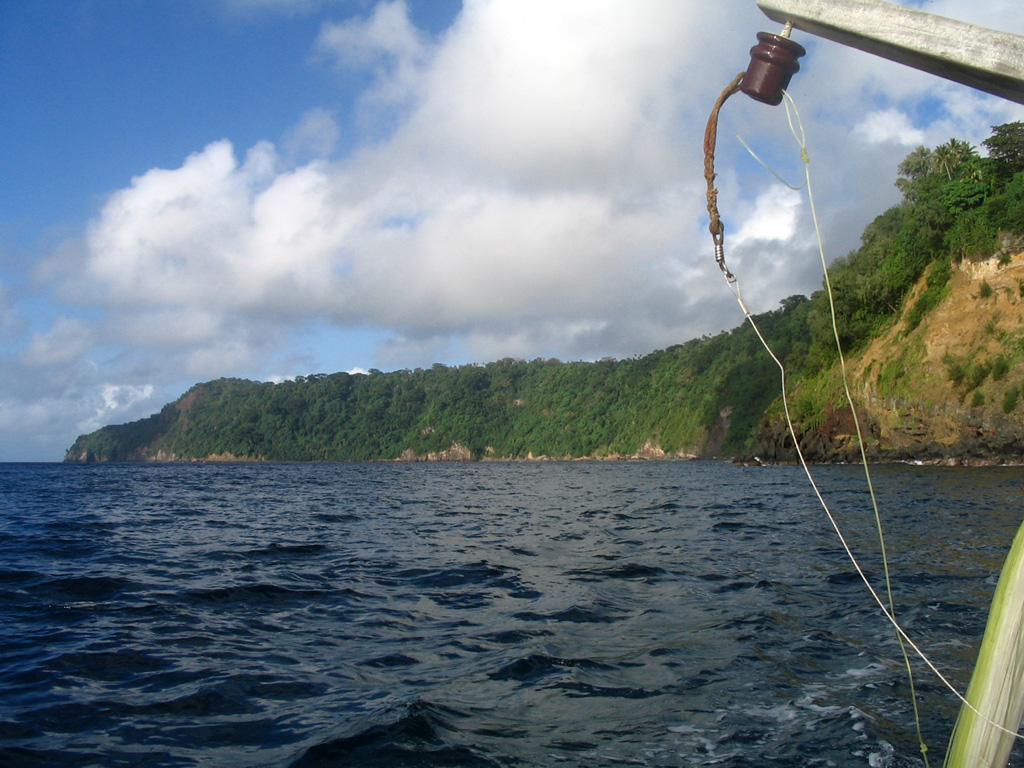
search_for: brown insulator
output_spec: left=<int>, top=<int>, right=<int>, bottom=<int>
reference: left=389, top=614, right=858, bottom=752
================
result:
left=741, top=32, right=806, bottom=106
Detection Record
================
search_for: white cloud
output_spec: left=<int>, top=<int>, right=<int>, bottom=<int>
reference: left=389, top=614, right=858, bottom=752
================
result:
left=0, top=396, right=90, bottom=458
left=283, top=108, right=340, bottom=161
left=84, top=141, right=271, bottom=305
left=82, top=139, right=357, bottom=319
left=22, top=317, right=95, bottom=368
left=72, top=0, right=741, bottom=365
left=395, top=0, right=718, bottom=189
left=100, top=383, right=154, bottom=415
left=67, top=0, right=1024, bottom=371
left=317, top=1, right=426, bottom=70
left=854, top=109, right=926, bottom=146
left=734, top=187, right=803, bottom=245
left=315, top=0, right=431, bottom=113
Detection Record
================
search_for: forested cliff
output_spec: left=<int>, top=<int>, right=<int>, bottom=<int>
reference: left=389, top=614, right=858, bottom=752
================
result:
left=62, top=307, right=809, bottom=462
left=66, top=124, right=1024, bottom=463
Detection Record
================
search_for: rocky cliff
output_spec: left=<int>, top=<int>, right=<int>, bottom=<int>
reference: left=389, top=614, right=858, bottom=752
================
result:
left=750, top=246, right=1024, bottom=464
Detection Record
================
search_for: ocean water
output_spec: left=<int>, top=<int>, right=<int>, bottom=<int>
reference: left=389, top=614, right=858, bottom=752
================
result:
left=1, top=460, right=1023, bottom=767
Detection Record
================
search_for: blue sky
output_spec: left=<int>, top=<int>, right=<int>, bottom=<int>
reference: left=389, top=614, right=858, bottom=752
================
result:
left=1, top=0, right=1022, bottom=461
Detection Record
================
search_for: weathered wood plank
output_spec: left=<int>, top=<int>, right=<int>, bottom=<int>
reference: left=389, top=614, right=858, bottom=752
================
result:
left=757, top=0, right=1024, bottom=104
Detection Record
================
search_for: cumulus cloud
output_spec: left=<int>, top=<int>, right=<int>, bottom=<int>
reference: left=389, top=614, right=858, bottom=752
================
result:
left=854, top=108, right=927, bottom=146
left=68, top=0, right=1024, bottom=366
left=99, top=383, right=154, bottom=418
left=84, top=141, right=275, bottom=307
left=317, top=1, right=427, bottom=70
left=733, top=187, right=803, bottom=245
left=315, top=0, right=432, bottom=113
left=395, top=0, right=722, bottom=190
left=71, top=0, right=750, bottom=367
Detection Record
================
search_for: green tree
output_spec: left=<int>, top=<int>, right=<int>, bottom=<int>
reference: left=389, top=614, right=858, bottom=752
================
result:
left=983, top=122, right=1024, bottom=179
left=896, top=146, right=935, bottom=201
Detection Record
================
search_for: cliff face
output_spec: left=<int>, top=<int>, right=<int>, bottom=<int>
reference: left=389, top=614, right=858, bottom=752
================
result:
left=751, top=248, right=1024, bottom=464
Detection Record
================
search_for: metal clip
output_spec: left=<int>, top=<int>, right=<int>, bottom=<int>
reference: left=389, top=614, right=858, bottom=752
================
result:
left=714, top=242, right=735, bottom=282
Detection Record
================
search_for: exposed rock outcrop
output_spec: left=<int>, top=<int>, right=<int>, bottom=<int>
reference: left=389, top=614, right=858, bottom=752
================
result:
left=748, top=251, right=1024, bottom=464
left=398, top=443, right=474, bottom=462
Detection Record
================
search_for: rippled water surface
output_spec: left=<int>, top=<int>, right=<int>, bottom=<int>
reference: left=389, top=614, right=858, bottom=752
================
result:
left=2, top=460, right=1024, bottom=766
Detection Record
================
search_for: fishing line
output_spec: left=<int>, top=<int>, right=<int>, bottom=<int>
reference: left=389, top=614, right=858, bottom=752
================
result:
left=773, top=91, right=931, bottom=764
left=703, top=77, right=1024, bottom=754
left=733, top=133, right=806, bottom=192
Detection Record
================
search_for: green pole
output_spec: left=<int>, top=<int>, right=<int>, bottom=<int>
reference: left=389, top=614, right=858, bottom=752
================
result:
left=945, top=519, right=1024, bottom=768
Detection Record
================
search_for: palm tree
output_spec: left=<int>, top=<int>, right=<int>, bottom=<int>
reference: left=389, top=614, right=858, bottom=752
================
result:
left=932, top=138, right=977, bottom=180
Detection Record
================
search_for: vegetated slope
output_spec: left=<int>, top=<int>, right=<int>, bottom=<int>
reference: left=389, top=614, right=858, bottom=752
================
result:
left=64, top=300, right=810, bottom=462
left=67, top=124, right=1024, bottom=463
left=750, top=245, right=1024, bottom=464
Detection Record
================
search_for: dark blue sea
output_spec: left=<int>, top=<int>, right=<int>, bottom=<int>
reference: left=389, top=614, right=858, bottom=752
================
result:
left=1, top=460, right=1023, bottom=767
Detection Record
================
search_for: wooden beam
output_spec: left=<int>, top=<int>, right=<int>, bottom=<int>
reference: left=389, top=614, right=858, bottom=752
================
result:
left=757, top=0, right=1024, bottom=105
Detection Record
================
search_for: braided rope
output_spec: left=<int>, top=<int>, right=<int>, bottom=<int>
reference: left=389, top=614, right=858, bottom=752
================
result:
left=703, top=71, right=744, bottom=280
